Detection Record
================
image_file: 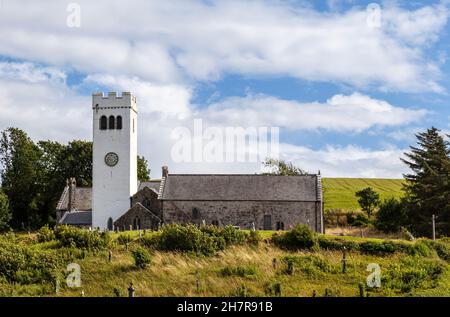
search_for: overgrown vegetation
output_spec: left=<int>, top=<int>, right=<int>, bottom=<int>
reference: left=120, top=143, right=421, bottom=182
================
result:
left=132, top=246, right=152, bottom=269
left=144, top=224, right=251, bottom=256
left=0, top=224, right=449, bottom=297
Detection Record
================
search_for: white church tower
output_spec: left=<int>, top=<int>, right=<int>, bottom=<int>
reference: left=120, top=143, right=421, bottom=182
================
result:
left=92, top=92, right=137, bottom=230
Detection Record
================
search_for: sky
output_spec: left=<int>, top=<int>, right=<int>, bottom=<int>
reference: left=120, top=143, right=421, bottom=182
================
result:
left=0, top=0, right=450, bottom=178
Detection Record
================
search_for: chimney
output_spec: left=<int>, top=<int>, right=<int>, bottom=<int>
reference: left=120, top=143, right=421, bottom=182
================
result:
left=68, top=177, right=76, bottom=212
left=162, top=166, right=169, bottom=178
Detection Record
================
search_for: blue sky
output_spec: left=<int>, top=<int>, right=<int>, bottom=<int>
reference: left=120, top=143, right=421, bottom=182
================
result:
left=0, top=0, right=449, bottom=177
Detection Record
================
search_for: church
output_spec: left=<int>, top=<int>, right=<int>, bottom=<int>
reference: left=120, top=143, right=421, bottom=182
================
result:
left=56, top=92, right=324, bottom=233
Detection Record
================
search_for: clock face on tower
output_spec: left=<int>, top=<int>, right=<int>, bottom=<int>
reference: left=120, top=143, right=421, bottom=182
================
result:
left=105, top=152, right=119, bottom=167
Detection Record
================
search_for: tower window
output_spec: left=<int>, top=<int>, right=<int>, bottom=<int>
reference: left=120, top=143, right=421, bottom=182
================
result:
left=109, top=116, right=115, bottom=130
left=100, top=116, right=107, bottom=130
left=116, top=116, right=123, bottom=130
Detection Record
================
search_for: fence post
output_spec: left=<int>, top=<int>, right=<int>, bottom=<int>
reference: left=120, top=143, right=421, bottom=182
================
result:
left=342, top=246, right=347, bottom=273
left=432, top=214, right=436, bottom=241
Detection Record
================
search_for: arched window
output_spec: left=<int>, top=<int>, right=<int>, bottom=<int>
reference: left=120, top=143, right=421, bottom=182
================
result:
left=107, top=217, right=113, bottom=231
left=109, top=116, right=115, bottom=129
left=263, top=215, right=272, bottom=230
left=192, top=208, right=200, bottom=219
left=116, top=116, right=123, bottom=130
left=133, top=217, right=141, bottom=230
left=276, top=221, right=285, bottom=231
left=143, top=198, right=150, bottom=209
left=100, top=116, right=107, bottom=130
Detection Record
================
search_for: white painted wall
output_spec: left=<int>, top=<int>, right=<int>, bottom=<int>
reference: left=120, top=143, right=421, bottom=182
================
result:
left=92, top=92, right=137, bottom=229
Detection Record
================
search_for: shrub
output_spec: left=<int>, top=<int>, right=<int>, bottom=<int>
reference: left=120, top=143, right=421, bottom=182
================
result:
left=138, top=233, right=160, bottom=248
left=156, top=224, right=248, bottom=256
left=229, top=284, right=256, bottom=297
left=351, top=213, right=370, bottom=227
left=37, top=225, right=55, bottom=243
left=113, top=287, right=123, bottom=297
left=117, top=234, right=133, bottom=246
left=220, top=265, right=258, bottom=279
left=272, top=225, right=318, bottom=250
left=54, top=225, right=109, bottom=251
left=200, top=225, right=247, bottom=246
left=359, top=241, right=397, bottom=255
left=324, top=287, right=340, bottom=297
left=264, top=281, right=282, bottom=296
left=346, top=213, right=371, bottom=227
left=0, top=237, right=26, bottom=282
left=384, top=256, right=446, bottom=292
left=317, top=236, right=359, bottom=251
left=419, top=239, right=450, bottom=262
left=281, top=254, right=336, bottom=276
left=375, top=198, right=409, bottom=233
left=132, top=246, right=152, bottom=269
left=158, top=224, right=218, bottom=256
left=247, top=230, right=262, bottom=246
left=0, top=235, right=79, bottom=284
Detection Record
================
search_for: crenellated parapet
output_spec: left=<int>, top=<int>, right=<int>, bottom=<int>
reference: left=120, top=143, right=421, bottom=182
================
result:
left=92, top=92, right=137, bottom=111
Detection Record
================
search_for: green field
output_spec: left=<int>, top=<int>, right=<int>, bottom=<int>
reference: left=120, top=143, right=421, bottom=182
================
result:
left=322, top=178, right=405, bottom=211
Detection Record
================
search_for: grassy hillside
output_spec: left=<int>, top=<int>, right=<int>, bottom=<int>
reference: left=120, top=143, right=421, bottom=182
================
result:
left=1, top=227, right=450, bottom=297
left=322, top=178, right=405, bottom=211
left=58, top=244, right=450, bottom=297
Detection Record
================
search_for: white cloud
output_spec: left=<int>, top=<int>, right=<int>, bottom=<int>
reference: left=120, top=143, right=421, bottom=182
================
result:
left=0, top=62, right=429, bottom=179
left=280, top=143, right=408, bottom=178
left=383, top=2, right=450, bottom=46
left=83, top=74, right=192, bottom=117
left=0, top=0, right=446, bottom=92
left=202, top=92, right=427, bottom=132
left=0, top=69, right=90, bottom=143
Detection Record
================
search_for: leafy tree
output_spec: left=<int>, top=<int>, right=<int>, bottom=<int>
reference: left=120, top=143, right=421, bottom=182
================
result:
left=60, top=140, right=93, bottom=187
left=0, top=188, right=12, bottom=231
left=375, top=198, right=409, bottom=233
left=137, top=155, right=150, bottom=181
left=402, top=127, right=450, bottom=236
left=0, top=128, right=42, bottom=229
left=262, top=158, right=307, bottom=175
left=355, top=187, right=380, bottom=218
left=36, top=140, right=93, bottom=225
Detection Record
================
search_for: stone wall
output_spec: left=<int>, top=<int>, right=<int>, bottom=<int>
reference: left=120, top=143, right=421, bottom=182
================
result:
left=162, top=200, right=323, bottom=232
left=131, top=187, right=162, bottom=218
left=114, top=203, right=161, bottom=230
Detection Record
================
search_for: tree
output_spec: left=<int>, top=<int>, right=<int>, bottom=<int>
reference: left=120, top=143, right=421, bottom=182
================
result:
left=0, top=189, right=11, bottom=231
left=401, top=127, right=450, bottom=236
left=34, top=140, right=93, bottom=225
left=262, top=158, right=307, bottom=176
left=137, top=155, right=150, bottom=181
left=355, top=187, right=380, bottom=218
left=0, top=128, right=42, bottom=229
left=374, top=197, right=409, bottom=233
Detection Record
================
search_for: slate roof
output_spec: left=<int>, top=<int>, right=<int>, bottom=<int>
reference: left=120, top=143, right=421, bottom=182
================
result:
left=59, top=211, right=92, bottom=226
left=160, top=174, right=321, bottom=201
left=114, top=203, right=161, bottom=224
left=138, top=180, right=161, bottom=192
left=56, top=187, right=92, bottom=211
left=56, top=181, right=162, bottom=211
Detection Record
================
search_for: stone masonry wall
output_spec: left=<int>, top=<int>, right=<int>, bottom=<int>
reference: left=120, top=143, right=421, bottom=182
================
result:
left=162, top=200, right=322, bottom=232
left=114, top=203, right=160, bottom=231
